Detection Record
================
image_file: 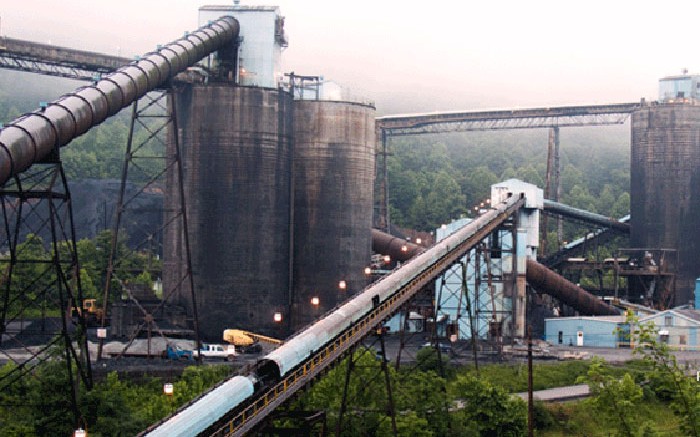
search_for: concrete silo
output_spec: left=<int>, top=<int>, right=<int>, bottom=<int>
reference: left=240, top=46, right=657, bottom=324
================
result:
left=165, top=83, right=294, bottom=340
left=291, top=100, right=376, bottom=330
left=631, top=102, right=700, bottom=306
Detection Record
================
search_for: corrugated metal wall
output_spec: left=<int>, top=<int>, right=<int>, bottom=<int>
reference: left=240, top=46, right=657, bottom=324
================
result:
left=631, top=105, right=700, bottom=306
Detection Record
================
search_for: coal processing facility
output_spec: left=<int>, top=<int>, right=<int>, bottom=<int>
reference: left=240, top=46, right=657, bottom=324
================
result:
left=3, top=2, right=700, bottom=352
left=5, top=3, right=700, bottom=434
left=165, top=1, right=700, bottom=343
left=163, top=4, right=375, bottom=339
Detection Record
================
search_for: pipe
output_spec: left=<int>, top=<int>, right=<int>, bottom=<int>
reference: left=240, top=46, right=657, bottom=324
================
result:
left=526, top=258, right=619, bottom=316
left=543, top=199, right=630, bottom=233
left=371, top=228, right=423, bottom=262
left=0, top=16, right=239, bottom=186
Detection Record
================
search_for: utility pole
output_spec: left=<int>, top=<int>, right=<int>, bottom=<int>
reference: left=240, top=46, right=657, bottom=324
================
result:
left=527, top=325, right=534, bottom=437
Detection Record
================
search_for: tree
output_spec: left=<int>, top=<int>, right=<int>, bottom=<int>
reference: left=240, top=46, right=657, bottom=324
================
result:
left=578, top=357, right=646, bottom=437
left=630, top=314, right=700, bottom=437
left=449, top=374, right=527, bottom=436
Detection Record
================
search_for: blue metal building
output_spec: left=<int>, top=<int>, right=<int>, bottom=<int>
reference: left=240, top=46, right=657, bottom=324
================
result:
left=545, top=316, right=626, bottom=348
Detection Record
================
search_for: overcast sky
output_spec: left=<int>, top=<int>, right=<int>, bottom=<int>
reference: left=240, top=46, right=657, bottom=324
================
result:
left=1, top=0, right=698, bottom=115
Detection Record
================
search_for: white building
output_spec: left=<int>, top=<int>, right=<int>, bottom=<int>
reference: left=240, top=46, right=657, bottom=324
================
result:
left=199, top=4, right=287, bottom=87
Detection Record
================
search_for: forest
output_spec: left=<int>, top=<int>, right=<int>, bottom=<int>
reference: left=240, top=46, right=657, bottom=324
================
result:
left=385, top=126, right=630, bottom=233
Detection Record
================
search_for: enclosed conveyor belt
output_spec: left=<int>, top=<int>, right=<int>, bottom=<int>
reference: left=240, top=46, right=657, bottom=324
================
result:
left=0, top=16, right=239, bottom=187
left=142, top=195, right=525, bottom=437
left=0, top=36, right=131, bottom=80
left=543, top=199, right=630, bottom=233
left=526, top=258, right=619, bottom=316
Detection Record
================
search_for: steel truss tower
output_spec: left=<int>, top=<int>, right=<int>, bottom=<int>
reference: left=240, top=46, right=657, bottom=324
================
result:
left=98, top=85, right=200, bottom=360
left=0, top=141, right=92, bottom=427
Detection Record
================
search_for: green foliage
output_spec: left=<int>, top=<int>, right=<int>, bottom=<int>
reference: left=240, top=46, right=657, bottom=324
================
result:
left=627, top=313, right=700, bottom=436
left=532, top=400, right=555, bottom=430
left=1, top=230, right=161, bottom=319
left=393, top=370, right=449, bottom=436
left=577, top=357, right=646, bottom=437
left=456, top=360, right=592, bottom=393
left=414, top=346, right=452, bottom=376
left=449, top=374, right=527, bottom=436
left=0, top=359, right=232, bottom=436
left=387, top=126, right=630, bottom=232
left=291, top=350, right=449, bottom=436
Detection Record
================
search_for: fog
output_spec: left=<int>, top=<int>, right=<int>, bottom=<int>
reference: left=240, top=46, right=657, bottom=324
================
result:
left=1, top=0, right=698, bottom=114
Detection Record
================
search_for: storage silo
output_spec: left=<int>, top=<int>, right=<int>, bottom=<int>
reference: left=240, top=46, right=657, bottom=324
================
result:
left=164, top=83, right=294, bottom=340
left=291, top=100, right=376, bottom=330
left=631, top=104, right=700, bottom=306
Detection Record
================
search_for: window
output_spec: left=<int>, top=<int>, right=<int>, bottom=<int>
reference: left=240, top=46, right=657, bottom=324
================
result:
left=665, top=315, right=673, bottom=326
left=680, top=335, right=687, bottom=345
left=558, top=331, right=563, bottom=345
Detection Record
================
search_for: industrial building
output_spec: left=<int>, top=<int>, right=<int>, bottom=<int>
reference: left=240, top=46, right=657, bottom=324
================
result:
left=545, top=309, right=700, bottom=350
left=164, top=4, right=375, bottom=339
left=544, top=315, right=626, bottom=348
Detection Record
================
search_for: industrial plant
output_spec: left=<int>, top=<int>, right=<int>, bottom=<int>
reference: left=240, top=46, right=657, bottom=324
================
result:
left=1, top=1, right=700, bottom=435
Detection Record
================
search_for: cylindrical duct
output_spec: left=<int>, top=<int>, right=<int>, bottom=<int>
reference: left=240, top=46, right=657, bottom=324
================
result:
left=631, top=105, right=700, bottom=305
left=526, top=259, right=619, bottom=316
left=543, top=199, right=629, bottom=233
left=0, top=16, right=239, bottom=186
left=371, top=228, right=423, bottom=262
left=292, top=100, right=375, bottom=331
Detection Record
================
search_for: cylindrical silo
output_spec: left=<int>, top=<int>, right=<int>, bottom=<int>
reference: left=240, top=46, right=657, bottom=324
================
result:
left=165, top=83, right=294, bottom=340
left=291, top=100, right=375, bottom=330
left=631, top=104, right=700, bottom=306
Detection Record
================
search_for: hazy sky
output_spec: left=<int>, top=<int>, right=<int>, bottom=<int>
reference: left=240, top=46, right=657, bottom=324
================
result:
left=1, top=0, right=698, bottom=115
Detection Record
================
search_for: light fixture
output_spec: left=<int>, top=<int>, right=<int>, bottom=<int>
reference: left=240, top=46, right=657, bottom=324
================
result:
left=416, top=238, right=422, bottom=245
left=163, top=382, right=174, bottom=396
left=383, top=255, right=391, bottom=264
left=74, top=428, right=87, bottom=437
left=311, top=296, right=320, bottom=306
left=364, top=267, right=372, bottom=275
left=339, top=280, right=347, bottom=290
left=273, top=312, right=283, bottom=323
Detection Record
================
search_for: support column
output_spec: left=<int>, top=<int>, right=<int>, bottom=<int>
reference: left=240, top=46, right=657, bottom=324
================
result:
left=0, top=145, right=92, bottom=428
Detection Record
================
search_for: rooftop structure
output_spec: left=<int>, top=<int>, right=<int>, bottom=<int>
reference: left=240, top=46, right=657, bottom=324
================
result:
left=659, top=73, right=700, bottom=103
left=199, top=4, right=287, bottom=87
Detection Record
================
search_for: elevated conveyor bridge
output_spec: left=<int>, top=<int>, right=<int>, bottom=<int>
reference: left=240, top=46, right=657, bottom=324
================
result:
left=0, top=36, right=130, bottom=81
left=144, top=195, right=526, bottom=437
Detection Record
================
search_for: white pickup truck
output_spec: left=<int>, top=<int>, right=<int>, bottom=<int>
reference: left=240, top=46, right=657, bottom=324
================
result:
left=195, top=343, right=237, bottom=361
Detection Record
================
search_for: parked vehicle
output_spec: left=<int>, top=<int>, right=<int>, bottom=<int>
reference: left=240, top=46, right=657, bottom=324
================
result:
left=195, top=343, right=237, bottom=361
left=163, top=344, right=194, bottom=361
left=222, top=329, right=283, bottom=354
left=73, top=298, right=107, bottom=326
left=421, top=341, right=453, bottom=355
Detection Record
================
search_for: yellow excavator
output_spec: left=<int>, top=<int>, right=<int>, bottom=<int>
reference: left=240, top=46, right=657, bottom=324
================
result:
left=223, top=329, right=283, bottom=354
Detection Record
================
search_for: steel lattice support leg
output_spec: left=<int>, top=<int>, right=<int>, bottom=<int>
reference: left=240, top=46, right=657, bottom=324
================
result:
left=98, top=85, right=200, bottom=360
left=0, top=152, right=92, bottom=428
left=335, top=326, right=397, bottom=437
